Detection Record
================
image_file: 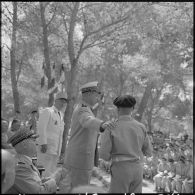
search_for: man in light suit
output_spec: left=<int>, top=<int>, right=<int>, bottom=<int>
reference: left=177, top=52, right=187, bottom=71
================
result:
left=99, top=95, right=153, bottom=193
left=63, top=81, right=115, bottom=190
left=6, top=128, right=66, bottom=194
left=37, top=92, right=67, bottom=177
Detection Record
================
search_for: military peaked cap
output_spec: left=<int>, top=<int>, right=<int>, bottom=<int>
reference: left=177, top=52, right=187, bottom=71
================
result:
left=80, top=81, right=101, bottom=94
left=8, top=128, right=39, bottom=147
left=113, top=95, right=136, bottom=108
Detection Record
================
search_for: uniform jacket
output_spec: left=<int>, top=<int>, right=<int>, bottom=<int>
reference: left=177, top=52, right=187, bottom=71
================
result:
left=64, top=103, right=103, bottom=170
left=37, top=106, right=64, bottom=156
left=6, top=154, right=57, bottom=194
left=99, top=115, right=153, bottom=163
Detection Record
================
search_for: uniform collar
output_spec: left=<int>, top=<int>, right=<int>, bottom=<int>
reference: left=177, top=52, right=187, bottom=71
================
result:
left=16, top=154, right=33, bottom=164
left=118, top=115, right=133, bottom=120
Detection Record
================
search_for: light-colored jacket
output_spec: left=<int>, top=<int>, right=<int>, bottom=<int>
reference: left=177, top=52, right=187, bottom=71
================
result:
left=99, top=115, right=153, bottom=163
left=6, top=154, right=57, bottom=194
left=64, top=103, right=103, bottom=170
left=37, top=106, right=64, bottom=156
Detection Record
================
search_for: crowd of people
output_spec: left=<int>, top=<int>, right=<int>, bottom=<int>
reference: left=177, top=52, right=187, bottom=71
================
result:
left=143, top=131, right=193, bottom=193
left=1, top=81, right=193, bottom=194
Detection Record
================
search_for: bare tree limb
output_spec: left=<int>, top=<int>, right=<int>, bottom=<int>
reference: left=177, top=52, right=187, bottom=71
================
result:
left=46, top=5, right=57, bottom=28
left=2, top=12, right=13, bottom=24
left=16, top=59, right=23, bottom=84
left=62, top=14, right=69, bottom=35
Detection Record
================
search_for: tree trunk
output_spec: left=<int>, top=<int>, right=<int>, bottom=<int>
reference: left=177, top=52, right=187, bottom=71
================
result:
left=60, top=2, right=80, bottom=157
left=40, top=2, right=55, bottom=106
left=10, top=2, right=20, bottom=113
left=134, top=81, right=154, bottom=122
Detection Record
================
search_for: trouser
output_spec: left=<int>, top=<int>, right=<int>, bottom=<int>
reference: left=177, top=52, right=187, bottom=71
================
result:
left=153, top=174, right=163, bottom=189
left=37, top=151, right=59, bottom=177
left=62, top=165, right=92, bottom=192
left=109, top=161, right=143, bottom=193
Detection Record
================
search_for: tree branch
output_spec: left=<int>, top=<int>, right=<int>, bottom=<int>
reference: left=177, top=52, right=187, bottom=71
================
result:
left=2, top=65, right=11, bottom=71
left=2, top=12, right=13, bottom=24
left=46, top=5, right=57, bottom=28
left=62, top=14, right=69, bottom=35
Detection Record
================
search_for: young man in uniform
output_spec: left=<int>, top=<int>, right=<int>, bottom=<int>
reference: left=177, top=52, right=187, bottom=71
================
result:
left=99, top=94, right=153, bottom=193
left=63, top=81, right=115, bottom=190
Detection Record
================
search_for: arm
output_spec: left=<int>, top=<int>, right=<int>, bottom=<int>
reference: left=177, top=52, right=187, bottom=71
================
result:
left=14, top=165, right=57, bottom=194
left=37, top=109, right=50, bottom=145
left=78, top=107, right=103, bottom=131
left=99, top=129, right=112, bottom=161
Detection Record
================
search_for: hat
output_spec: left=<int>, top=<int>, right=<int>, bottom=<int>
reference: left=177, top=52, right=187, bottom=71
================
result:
left=80, top=81, right=100, bottom=94
left=55, top=92, right=68, bottom=101
left=8, top=128, right=39, bottom=147
left=113, top=95, right=136, bottom=108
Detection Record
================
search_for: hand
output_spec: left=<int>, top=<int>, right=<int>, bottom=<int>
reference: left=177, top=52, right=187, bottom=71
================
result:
left=40, top=144, right=47, bottom=153
left=102, top=121, right=116, bottom=131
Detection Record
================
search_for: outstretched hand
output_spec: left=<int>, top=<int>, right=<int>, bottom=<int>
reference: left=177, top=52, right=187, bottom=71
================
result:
left=102, top=121, right=116, bottom=131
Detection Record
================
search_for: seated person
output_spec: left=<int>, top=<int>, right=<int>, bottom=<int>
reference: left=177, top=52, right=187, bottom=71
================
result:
left=182, top=156, right=193, bottom=193
left=171, top=156, right=187, bottom=193
left=6, top=128, right=67, bottom=194
left=161, top=158, right=176, bottom=193
left=1, top=149, right=16, bottom=194
left=153, top=157, right=169, bottom=192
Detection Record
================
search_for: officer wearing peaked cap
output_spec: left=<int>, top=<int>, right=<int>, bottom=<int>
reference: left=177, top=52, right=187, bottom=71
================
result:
left=6, top=128, right=66, bottom=194
left=37, top=91, right=68, bottom=177
left=99, top=94, right=153, bottom=193
left=63, top=81, right=116, bottom=190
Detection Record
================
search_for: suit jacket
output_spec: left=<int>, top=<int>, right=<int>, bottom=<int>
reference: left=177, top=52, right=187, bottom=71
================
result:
left=6, top=154, right=57, bottom=194
left=99, top=115, right=153, bottom=163
left=37, top=106, right=64, bottom=156
left=64, top=103, right=103, bottom=170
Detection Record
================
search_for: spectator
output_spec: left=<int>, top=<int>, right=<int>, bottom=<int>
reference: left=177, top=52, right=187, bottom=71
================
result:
left=6, top=128, right=66, bottom=194
left=153, top=157, right=169, bottom=192
left=161, top=158, right=176, bottom=192
left=171, top=156, right=187, bottom=193
left=182, top=156, right=193, bottom=193
left=1, top=149, right=16, bottom=194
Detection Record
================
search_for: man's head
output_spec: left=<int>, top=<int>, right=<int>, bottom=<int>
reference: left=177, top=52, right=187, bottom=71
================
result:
left=29, top=108, right=39, bottom=119
left=80, top=81, right=102, bottom=107
left=1, top=149, right=16, bottom=194
left=54, top=92, right=68, bottom=111
left=113, top=94, right=136, bottom=116
left=8, top=128, right=39, bottom=158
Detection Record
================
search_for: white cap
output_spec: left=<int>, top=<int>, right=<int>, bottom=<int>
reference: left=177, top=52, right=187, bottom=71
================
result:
left=80, top=81, right=100, bottom=93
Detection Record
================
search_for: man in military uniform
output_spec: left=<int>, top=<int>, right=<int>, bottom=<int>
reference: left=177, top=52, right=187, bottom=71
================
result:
left=37, top=92, right=67, bottom=177
left=63, top=81, right=115, bottom=190
left=6, top=128, right=66, bottom=194
left=99, top=94, right=153, bottom=193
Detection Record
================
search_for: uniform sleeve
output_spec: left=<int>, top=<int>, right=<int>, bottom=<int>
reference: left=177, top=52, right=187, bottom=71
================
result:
left=14, top=165, right=57, bottom=194
left=37, top=109, right=51, bottom=145
left=99, top=129, right=112, bottom=161
left=78, top=107, right=103, bottom=132
left=141, top=127, right=153, bottom=157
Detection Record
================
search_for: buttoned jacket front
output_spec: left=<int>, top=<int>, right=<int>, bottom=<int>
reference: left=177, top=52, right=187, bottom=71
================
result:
left=37, top=106, right=64, bottom=156
left=64, top=103, right=103, bottom=170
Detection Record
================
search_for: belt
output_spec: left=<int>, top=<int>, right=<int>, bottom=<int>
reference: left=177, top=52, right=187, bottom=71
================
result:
left=112, top=155, right=140, bottom=163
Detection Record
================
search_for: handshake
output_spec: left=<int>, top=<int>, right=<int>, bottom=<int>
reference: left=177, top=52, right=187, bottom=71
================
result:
left=100, top=120, right=116, bottom=132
